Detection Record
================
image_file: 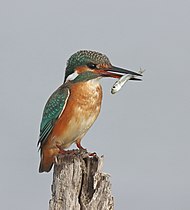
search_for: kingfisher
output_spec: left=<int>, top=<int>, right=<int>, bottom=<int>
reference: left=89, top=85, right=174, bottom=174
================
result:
left=37, top=50, right=141, bottom=173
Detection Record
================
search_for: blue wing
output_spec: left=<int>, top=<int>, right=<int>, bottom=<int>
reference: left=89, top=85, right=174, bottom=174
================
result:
left=37, top=85, right=70, bottom=147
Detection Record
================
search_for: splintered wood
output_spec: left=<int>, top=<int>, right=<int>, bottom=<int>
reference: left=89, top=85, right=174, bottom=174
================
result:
left=49, top=150, right=114, bottom=210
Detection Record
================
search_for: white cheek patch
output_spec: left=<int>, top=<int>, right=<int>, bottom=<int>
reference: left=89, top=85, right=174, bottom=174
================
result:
left=66, top=71, right=79, bottom=82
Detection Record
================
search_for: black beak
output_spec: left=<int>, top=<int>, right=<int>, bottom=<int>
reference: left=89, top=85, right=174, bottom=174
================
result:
left=108, top=66, right=142, bottom=76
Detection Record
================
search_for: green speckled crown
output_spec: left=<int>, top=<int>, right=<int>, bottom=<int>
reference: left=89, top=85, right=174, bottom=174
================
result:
left=64, top=50, right=111, bottom=81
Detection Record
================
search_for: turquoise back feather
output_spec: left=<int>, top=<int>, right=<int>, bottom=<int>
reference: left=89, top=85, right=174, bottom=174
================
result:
left=38, top=85, right=69, bottom=147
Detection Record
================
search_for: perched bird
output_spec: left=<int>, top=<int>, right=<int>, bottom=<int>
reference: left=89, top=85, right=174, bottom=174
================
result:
left=38, top=50, right=141, bottom=173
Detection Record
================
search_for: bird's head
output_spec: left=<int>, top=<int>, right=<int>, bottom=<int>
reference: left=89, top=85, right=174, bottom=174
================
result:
left=64, top=50, right=141, bottom=82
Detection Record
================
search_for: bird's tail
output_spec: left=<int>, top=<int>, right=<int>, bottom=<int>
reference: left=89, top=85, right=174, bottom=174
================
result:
left=39, top=151, right=55, bottom=173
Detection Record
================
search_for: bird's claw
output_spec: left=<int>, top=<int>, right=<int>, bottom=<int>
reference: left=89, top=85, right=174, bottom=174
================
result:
left=88, top=152, right=96, bottom=156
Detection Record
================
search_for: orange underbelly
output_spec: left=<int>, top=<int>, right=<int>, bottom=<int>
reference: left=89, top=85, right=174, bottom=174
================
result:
left=50, top=80, right=102, bottom=149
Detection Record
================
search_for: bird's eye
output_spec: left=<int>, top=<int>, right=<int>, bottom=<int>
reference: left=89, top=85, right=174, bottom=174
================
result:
left=87, top=63, right=97, bottom=69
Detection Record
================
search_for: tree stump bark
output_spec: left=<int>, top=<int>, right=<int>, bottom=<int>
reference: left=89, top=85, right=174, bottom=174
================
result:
left=49, top=150, right=114, bottom=210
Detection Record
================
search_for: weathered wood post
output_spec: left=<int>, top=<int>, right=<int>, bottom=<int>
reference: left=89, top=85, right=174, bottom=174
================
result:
left=49, top=150, right=114, bottom=210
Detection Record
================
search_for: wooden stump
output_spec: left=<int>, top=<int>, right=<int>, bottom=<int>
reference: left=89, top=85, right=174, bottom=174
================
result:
left=49, top=150, right=114, bottom=210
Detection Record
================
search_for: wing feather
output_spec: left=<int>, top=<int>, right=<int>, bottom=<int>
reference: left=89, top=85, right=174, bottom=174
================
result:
left=37, top=86, right=70, bottom=147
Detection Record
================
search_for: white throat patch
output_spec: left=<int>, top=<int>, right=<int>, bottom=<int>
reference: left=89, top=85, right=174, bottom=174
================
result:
left=66, top=71, right=79, bottom=82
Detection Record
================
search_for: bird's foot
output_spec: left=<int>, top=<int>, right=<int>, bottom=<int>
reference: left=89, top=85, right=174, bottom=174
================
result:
left=66, top=150, right=77, bottom=155
left=88, top=152, right=96, bottom=156
left=79, top=150, right=97, bottom=158
left=56, top=145, right=65, bottom=154
left=76, top=142, right=86, bottom=151
left=58, top=150, right=66, bottom=155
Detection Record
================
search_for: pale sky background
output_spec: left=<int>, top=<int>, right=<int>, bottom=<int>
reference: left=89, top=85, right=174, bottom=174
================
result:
left=0, top=0, right=190, bottom=209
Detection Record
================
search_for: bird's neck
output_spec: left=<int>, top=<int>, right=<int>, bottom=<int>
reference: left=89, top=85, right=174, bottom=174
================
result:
left=72, top=71, right=100, bottom=83
left=70, top=76, right=102, bottom=97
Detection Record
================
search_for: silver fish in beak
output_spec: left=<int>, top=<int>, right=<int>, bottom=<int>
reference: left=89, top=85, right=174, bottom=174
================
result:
left=111, top=68, right=145, bottom=94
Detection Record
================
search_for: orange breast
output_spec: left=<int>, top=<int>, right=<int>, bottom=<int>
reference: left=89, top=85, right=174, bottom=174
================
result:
left=47, top=79, right=102, bottom=149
